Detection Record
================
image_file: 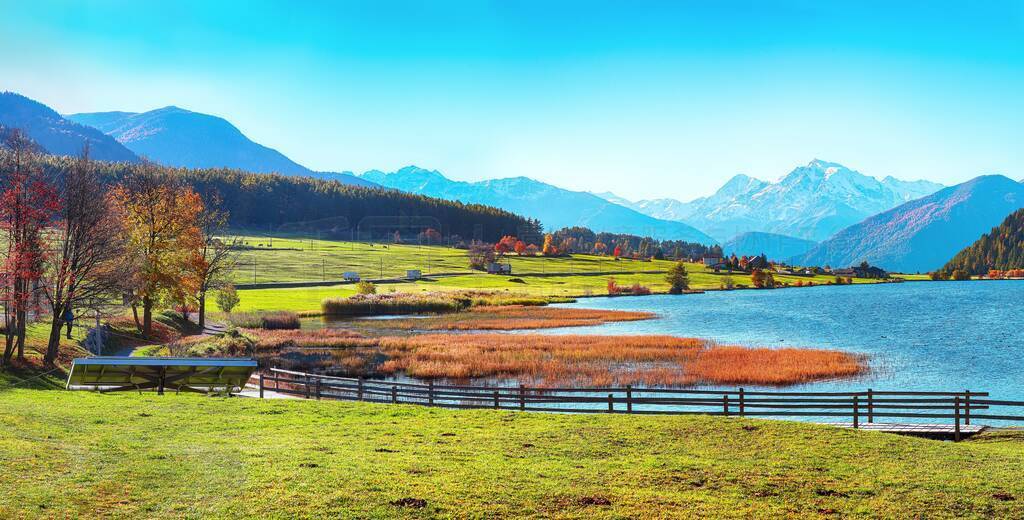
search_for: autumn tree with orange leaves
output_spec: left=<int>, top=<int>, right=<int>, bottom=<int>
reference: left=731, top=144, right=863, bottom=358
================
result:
left=542, top=234, right=558, bottom=256
left=112, top=167, right=204, bottom=336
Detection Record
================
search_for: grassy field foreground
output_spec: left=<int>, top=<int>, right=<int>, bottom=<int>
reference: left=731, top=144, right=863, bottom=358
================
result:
left=2, top=382, right=1024, bottom=518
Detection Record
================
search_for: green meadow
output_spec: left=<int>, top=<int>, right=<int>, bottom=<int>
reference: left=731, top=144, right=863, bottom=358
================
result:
left=2, top=374, right=1023, bottom=519
left=221, top=234, right=924, bottom=312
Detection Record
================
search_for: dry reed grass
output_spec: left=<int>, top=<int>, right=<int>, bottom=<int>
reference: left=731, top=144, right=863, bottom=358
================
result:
left=360, top=305, right=655, bottom=331
left=375, top=334, right=704, bottom=386
left=686, top=346, right=866, bottom=385
left=321, top=291, right=573, bottom=317
left=250, top=328, right=867, bottom=387
left=261, top=311, right=301, bottom=330
left=248, top=328, right=380, bottom=372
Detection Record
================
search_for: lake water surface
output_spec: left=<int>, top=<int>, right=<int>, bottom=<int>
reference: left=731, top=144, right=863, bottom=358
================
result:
left=542, top=281, right=1024, bottom=399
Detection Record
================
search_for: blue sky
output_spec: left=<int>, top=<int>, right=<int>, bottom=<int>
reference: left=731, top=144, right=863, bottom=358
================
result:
left=1, top=1, right=1021, bottom=200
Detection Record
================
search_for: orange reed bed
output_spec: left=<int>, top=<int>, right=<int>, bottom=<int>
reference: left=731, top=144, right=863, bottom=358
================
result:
left=247, top=328, right=380, bottom=373
left=356, top=305, right=656, bottom=331
left=685, top=346, right=865, bottom=385
left=251, top=329, right=867, bottom=387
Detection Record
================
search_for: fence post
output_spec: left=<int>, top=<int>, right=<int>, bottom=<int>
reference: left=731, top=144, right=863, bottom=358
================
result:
left=305, top=375, right=311, bottom=399
left=867, top=388, right=874, bottom=423
left=853, top=395, right=859, bottom=429
left=519, top=384, right=525, bottom=411
left=739, top=388, right=745, bottom=417
left=315, top=378, right=321, bottom=401
left=626, top=385, right=633, bottom=413
left=493, top=390, right=500, bottom=409
left=723, top=394, right=729, bottom=417
left=964, top=390, right=971, bottom=425
left=259, top=374, right=264, bottom=399
left=608, top=394, right=614, bottom=413
left=428, top=380, right=434, bottom=406
left=391, top=385, right=397, bottom=404
left=954, top=396, right=962, bottom=442
left=275, top=369, right=280, bottom=391
left=357, top=377, right=364, bottom=401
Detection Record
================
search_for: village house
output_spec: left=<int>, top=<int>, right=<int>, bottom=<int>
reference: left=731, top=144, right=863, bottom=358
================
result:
left=702, top=256, right=724, bottom=268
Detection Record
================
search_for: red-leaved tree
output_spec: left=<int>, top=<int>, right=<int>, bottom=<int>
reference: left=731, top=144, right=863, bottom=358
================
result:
left=0, top=130, right=60, bottom=364
left=494, top=235, right=517, bottom=256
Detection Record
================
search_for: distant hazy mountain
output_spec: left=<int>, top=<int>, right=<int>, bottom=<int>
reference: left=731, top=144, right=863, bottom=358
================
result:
left=793, top=175, right=1024, bottom=273
left=312, top=170, right=378, bottom=188
left=722, top=232, right=817, bottom=261
left=591, top=191, right=634, bottom=208
left=68, top=106, right=312, bottom=174
left=68, top=106, right=377, bottom=187
left=600, top=160, right=943, bottom=242
left=363, top=167, right=717, bottom=243
left=0, top=92, right=139, bottom=162
left=943, top=208, right=1024, bottom=275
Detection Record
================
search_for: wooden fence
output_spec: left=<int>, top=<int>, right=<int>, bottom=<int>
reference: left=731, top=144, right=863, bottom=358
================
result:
left=259, top=368, right=1024, bottom=441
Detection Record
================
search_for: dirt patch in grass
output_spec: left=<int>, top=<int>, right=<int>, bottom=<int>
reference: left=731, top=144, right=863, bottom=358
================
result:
left=390, top=497, right=427, bottom=508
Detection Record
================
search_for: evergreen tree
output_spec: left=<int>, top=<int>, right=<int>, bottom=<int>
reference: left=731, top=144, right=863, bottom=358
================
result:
left=666, top=262, right=689, bottom=294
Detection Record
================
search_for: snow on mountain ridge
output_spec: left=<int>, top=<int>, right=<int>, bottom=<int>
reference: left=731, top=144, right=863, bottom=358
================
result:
left=594, top=159, right=944, bottom=242
left=361, top=167, right=718, bottom=244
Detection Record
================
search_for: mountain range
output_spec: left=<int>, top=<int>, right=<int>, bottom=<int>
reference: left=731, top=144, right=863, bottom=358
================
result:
left=66, top=106, right=375, bottom=187
left=67, top=107, right=312, bottom=174
left=600, top=160, right=944, bottom=242
left=5, top=90, right=1021, bottom=269
left=793, top=175, right=1024, bottom=273
left=361, top=167, right=717, bottom=244
left=0, top=92, right=371, bottom=187
left=0, top=92, right=139, bottom=163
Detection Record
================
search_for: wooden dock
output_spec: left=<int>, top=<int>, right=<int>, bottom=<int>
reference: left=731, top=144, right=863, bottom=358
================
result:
left=828, top=422, right=987, bottom=440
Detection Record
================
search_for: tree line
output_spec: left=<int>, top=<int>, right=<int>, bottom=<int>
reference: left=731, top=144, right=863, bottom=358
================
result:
left=76, top=162, right=539, bottom=243
left=941, top=208, right=1024, bottom=276
left=548, top=226, right=721, bottom=260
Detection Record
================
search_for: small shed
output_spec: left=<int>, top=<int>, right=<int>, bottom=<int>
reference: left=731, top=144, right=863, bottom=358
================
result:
left=486, top=262, right=512, bottom=274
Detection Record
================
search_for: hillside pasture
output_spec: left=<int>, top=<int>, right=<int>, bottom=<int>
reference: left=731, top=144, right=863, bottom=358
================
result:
left=216, top=234, right=913, bottom=312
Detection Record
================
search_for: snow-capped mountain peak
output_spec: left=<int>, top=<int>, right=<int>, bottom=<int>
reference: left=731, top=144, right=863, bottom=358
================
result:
left=597, top=159, right=945, bottom=242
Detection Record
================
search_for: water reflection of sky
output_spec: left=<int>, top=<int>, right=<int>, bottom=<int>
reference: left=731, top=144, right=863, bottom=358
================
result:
left=524, top=281, right=1024, bottom=399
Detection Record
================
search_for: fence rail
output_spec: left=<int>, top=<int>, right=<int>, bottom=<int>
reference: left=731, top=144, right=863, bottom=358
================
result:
left=259, top=369, right=1024, bottom=441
